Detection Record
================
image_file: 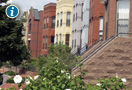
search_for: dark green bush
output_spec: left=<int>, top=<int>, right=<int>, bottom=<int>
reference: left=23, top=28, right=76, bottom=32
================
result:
left=6, top=77, right=14, bottom=83
left=4, top=71, right=16, bottom=76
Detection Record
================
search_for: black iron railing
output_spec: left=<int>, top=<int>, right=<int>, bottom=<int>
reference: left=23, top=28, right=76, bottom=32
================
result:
left=72, top=40, right=102, bottom=56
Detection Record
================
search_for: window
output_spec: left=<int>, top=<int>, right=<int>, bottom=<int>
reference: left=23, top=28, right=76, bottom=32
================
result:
left=66, top=12, right=71, bottom=26
left=60, top=34, right=62, bottom=43
left=72, top=40, right=74, bottom=48
left=66, top=34, right=70, bottom=46
left=73, top=14, right=75, bottom=22
left=47, top=17, right=49, bottom=29
left=81, top=3, right=84, bottom=20
left=76, top=12, right=77, bottom=21
left=43, top=37, right=45, bottom=49
left=52, top=16, right=55, bottom=29
left=56, top=34, right=58, bottom=44
left=44, top=18, right=46, bottom=29
left=45, top=36, right=48, bottom=49
left=57, top=13, right=59, bottom=27
left=74, top=39, right=76, bottom=48
left=51, top=36, right=54, bottom=44
left=28, top=19, right=32, bottom=34
left=60, top=12, right=63, bottom=26
left=28, top=40, right=31, bottom=47
left=99, top=16, right=103, bottom=40
left=76, top=4, right=78, bottom=21
left=117, top=0, right=130, bottom=37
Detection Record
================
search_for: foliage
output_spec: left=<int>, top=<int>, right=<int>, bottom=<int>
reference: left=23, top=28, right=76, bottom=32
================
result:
left=48, top=43, right=77, bottom=72
left=97, top=77, right=126, bottom=90
left=4, top=71, right=16, bottom=76
left=6, top=77, right=14, bottom=83
left=0, top=3, right=30, bottom=67
left=0, top=0, right=8, bottom=3
left=23, top=58, right=87, bottom=90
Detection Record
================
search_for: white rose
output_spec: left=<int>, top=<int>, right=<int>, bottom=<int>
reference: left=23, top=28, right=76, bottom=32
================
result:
left=43, top=78, right=46, bottom=81
left=121, top=78, right=127, bottom=83
left=56, top=60, right=58, bottom=62
left=68, top=76, right=70, bottom=79
left=116, top=73, right=118, bottom=78
left=96, top=83, right=101, bottom=86
left=34, top=75, right=39, bottom=80
left=25, top=76, right=33, bottom=85
left=25, top=78, right=30, bottom=85
left=61, top=70, right=65, bottom=73
left=65, top=89, right=71, bottom=90
left=13, top=75, right=22, bottom=84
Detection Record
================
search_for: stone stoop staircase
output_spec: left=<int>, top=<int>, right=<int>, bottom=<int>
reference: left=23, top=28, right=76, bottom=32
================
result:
left=81, top=41, right=103, bottom=60
left=72, top=37, right=132, bottom=87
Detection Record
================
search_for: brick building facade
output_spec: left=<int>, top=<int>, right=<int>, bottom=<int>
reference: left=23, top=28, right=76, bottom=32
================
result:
left=88, top=0, right=104, bottom=46
left=41, top=3, right=56, bottom=56
left=102, top=0, right=132, bottom=40
left=27, top=7, right=43, bottom=58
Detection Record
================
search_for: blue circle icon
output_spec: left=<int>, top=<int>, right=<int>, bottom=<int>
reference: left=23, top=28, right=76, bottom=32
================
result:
left=6, top=5, right=19, bottom=18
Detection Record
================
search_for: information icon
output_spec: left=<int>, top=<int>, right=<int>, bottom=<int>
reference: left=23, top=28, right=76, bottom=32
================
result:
left=6, top=5, right=19, bottom=18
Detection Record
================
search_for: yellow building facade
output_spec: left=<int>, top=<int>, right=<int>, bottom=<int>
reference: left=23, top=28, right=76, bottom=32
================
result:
left=21, top=10, right=29, bottom=45
left=55, top=0, right=73, bottom=47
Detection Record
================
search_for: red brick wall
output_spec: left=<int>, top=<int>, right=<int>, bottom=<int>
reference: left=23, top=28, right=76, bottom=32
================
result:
left=129, top=0, right=132, bottom=37
left=41, top=3, right=56, bottom=56
left=27, top=7, right=43, bottom=58
left=88, top=0, right=104, bottom=46
left=106, top=0, right=116, bottom=39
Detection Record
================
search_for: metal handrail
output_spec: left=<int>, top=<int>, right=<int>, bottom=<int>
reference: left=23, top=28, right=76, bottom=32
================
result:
left=72, top=40, right=102, bottom=56
left=80, top=40, right=102, bottom=56
left=72, top=33, right=132, bottom=71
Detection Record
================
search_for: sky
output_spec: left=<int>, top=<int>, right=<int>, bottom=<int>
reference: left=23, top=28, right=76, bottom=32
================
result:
left=1, top=0, right=56, bottom=19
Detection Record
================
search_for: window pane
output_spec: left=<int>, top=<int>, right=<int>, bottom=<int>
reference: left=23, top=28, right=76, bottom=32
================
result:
left=56, top=34, right=58, bottom=44
left=117, top=20, right=129, bottom=36
left=117, top=0, right=130, bottom=19
left=117, top=0, right=130, bottom=37
left=99, top=17, right=103, bottom=30
left=60, top=34, right=62, bottom=42
left=52, top=16, right=55, bottom=29
left=61, top=12, right=63, bottom=19
left=66, top=12, right=71, bottom=26
left=43, top=37, right=45, bottom=49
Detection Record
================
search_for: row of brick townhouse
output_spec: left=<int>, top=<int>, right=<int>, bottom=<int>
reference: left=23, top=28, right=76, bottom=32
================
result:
left=22, top=0, right=132, bottom=57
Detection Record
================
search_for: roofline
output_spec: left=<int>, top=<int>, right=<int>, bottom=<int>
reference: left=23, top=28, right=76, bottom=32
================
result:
left=44, top=3, right=56, bottom=7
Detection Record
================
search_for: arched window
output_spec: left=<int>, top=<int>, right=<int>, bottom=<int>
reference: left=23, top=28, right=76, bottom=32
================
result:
left=66, top=12, right=71, bottom=26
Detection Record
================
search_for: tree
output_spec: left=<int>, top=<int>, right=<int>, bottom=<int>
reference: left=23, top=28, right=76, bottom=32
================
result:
left=48, top=43, right=77, bottom=73
left=0, top=1, right=30, bottom=68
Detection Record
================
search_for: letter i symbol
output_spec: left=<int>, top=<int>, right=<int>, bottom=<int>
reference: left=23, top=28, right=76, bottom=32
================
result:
left=10, top=7, right=14, bottom=16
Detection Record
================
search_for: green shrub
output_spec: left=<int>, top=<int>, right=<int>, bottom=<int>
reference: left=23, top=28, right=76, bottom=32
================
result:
left=4, top=71, right=16, bottom=76
left=6, top=77, right=14, bottom=83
